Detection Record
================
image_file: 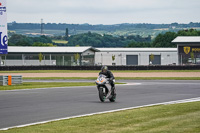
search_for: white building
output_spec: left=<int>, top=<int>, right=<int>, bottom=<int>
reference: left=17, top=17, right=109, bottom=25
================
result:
left=4, top=36, right=200, bottom=66
left=0, top=46, right=179, bottom=66
left=95, top=48, right=178, bottom=66
left=0, top=46, right=98, bottom=66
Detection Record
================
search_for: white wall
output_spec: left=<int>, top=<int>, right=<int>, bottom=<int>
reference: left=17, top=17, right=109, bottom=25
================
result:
left=5, top=60, right=56, bottom=66
left=95, top=51, right=178, bottom=66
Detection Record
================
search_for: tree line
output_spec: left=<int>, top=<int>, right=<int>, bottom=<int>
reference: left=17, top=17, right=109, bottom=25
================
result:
left=128, top=29, right=200, bottom=48
left=8, top=34, right=53, bottom=46
left=8, top=29, right=200, bottom=48
left=65, top=32, right=151, bottom=47
left=8, top=22, right=200, bottom=32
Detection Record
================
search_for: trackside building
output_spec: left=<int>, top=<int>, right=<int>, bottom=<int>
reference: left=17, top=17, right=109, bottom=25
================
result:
left=0, top=36, right=199, bottom=66
left=172, top=36, right=200, bottom=65
left=0, top=46, right=99, bottom=66
left=95, top=48, right=178, bottom=66
left=0, top=46, right=178, bottom=66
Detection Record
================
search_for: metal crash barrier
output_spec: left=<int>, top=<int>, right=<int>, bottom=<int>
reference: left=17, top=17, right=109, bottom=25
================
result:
left=0, top=75, right=23, bottom=86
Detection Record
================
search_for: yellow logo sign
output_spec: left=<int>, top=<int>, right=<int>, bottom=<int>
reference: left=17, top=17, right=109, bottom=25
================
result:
left=184, top=47, right=190, bottom=54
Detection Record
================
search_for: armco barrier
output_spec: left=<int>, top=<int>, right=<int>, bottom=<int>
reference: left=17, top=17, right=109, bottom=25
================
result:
left=0, top=75, right=22, bottom=86
left=0, top=65, right=200, bottom=71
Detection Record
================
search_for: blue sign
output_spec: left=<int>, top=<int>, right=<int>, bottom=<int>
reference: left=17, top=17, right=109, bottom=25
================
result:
left=0, top=0, right=7, bottom=54
left=0, top=32, right=7, bottom=54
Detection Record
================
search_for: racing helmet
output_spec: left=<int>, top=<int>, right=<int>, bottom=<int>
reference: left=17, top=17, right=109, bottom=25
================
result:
left=101, top=66, right=108, bottom=73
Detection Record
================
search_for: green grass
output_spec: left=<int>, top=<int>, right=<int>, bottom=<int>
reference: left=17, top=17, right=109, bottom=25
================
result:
left=24, top=77, right=200, bottom=80
left=52, top=40, right=68, bottom=44
left=1, top=101, right=200, bottom=133
left=1, top=70, right=200, bottom=73
left=0, top=82, right=96, bottom=91
left=0, top=82, right=125, bottom=91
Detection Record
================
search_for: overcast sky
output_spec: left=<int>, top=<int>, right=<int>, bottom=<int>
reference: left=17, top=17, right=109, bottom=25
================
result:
left=6, top=0, right=200, bottom=25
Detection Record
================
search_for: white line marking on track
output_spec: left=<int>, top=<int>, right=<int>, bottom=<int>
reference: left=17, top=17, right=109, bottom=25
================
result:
left=1, top=83, right=141, bottom=92
left=1, top=97, right=200, bottom=131
left=124, top=83, right=142, bottom=85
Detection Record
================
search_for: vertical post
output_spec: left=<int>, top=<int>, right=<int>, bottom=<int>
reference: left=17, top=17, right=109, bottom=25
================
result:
left=5, top=55, right=6, bottom=66
left=50, top=54, right=51, bottom=65
left=8, top=75, right=12, bottom=86
left=44, top=55, right=45, bottom=65
left=0, top=56, right=1, bottom=66
left=94, top=53, right=95, bottom=66
left=80, top=54, right=82, bottom=66
left=63, top=55, right=64, bottom=66
left=195, top=54, right=196, bottom=64
left=101, top=53, right=103, bottom=65
left=160, top=53, right=162, bottom=65
left=22, top=54, right=24, bottom=66
left=138, top=53, right=140, bottom=66
left=177, top=45, right=179, bottom=65
left=181, top=54, right=182, bottom=65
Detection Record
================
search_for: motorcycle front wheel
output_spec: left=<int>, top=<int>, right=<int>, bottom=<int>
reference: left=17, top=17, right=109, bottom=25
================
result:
left=99, top=88, right=106, bottom=102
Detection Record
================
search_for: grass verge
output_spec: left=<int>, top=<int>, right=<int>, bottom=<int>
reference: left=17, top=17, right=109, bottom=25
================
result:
left=1, top=70, right=200, bottom=73
left=0, top=82, right=95, bottom=91
left=0, top=82, right=125, bottom=91
left=24, top=77, right=200, bottom=80
left=1, top=101, right=200, bottom=133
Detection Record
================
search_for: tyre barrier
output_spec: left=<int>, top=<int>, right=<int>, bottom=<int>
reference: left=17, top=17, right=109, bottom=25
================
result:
left=0, top=65, right=200, bottom=71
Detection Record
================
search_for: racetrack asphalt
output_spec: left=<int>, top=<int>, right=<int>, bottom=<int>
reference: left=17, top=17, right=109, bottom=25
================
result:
left=0, top=80, right=200, bottom=129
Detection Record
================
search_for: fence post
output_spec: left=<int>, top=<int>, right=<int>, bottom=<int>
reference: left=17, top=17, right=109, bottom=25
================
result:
left=8, top=75, right=12, bottom=86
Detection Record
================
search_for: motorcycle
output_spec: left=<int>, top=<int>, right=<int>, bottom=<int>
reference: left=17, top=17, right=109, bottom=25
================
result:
left=95, top=74, right=116, bottom=102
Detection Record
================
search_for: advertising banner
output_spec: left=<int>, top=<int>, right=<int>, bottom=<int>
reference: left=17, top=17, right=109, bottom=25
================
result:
left=0, top=0, right=7, bottom=54
left=179, top=46, right=200, bottom=55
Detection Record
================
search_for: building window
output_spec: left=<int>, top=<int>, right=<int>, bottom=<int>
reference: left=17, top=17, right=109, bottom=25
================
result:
left=82, top=55, right=94, bottom=66
left=24, top=54, right=39, bottom=60
left=6, top=54, right=22, bottom=60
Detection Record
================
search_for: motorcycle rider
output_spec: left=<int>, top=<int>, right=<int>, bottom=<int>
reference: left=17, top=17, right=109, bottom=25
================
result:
left=99, top=66, right=116, bottom=95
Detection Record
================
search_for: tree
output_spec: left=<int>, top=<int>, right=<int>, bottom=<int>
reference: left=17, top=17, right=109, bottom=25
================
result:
left=74, top=53, right=80, bottom=65
left=33, top=42, right=55, bottom=47
left=38, top=53, right=43, bottom=63
left=67, top=32, right=150, bottom=47
left=190, top=51, right=195, bottom=63
left=152, top=32, right=177, bottom=47
left=8, top=34, right=53, bottom=46
left=149, top=54, right=154, bottom=64
left=65, top=28, right=69, bottom=40
left=112, top=55, right=115, bottom=61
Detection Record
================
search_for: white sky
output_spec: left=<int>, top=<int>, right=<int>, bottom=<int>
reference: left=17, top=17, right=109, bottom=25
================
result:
left=6, top=0, right=200, bottom=25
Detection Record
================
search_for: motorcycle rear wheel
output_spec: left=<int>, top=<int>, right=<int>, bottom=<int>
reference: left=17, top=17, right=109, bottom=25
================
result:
left=109, top=94, right=116, bottom=102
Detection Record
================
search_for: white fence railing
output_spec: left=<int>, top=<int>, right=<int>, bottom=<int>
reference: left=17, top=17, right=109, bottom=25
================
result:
left=0, top=75, right=22, bottom=86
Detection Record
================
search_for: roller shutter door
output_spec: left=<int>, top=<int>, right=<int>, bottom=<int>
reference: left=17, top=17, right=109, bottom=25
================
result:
left=150, top=55, right=161, bottom=65
left=126, top=55, right=138, bottom=65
